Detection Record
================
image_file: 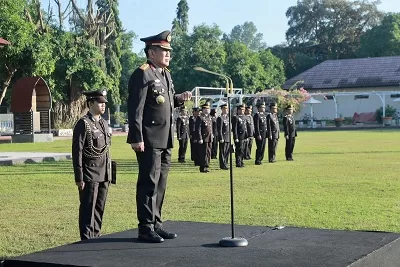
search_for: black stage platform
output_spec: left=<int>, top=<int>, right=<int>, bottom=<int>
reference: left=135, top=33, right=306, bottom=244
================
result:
left=4, top=221, right=400, bottom=267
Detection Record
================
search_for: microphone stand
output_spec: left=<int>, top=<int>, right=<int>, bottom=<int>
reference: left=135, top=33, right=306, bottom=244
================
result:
left=218, top=92, right=248, bottom=247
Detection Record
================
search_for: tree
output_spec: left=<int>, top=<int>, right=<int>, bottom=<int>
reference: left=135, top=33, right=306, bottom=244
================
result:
left=224, top=41, right=272, bottom=93
left=119, top=31, right=143, bottom=111
left=171, top=24, right=227, bottom=92
left=0, top=0, right=56, bottom=106
left=270, top=44, right=321, bottom=79
left=258, top=49, right=286, bottom=89
left=285, top=0, right=383, bottom=59
left=224, top=21, right=266, bottom=51
left=358, top=13, right=400, bottom=57
left=172, top=0, right=189, bottom=37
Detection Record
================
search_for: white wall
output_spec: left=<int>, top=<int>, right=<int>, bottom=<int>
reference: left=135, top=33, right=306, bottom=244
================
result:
left=294, top=88, right=400, bottom=121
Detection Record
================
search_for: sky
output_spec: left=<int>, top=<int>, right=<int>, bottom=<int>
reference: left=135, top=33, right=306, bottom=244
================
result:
left=42, top=0, right=400, bottom=53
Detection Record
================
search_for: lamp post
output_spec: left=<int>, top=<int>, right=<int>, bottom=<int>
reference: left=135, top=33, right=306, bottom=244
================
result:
left=194, top=67, right=248, bottom=247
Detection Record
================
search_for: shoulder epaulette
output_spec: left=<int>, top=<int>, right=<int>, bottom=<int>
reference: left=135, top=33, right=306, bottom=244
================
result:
left=140, top=63, right=149, bottom=71
left=164, top=67, right=170, bottom=72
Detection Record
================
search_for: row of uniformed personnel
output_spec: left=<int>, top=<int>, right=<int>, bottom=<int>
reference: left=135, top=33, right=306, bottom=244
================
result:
left=175, top=101, right=298, bottom=172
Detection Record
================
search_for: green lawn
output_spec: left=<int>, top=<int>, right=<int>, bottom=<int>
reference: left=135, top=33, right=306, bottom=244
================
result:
left=1, top=130, right=400, bottom=258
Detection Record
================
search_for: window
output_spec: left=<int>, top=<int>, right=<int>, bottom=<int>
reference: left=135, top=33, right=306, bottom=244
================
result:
left=390, top=94, right=400, bottom=98
left=354, top=95, right=369, bottom=100
left=324, top=95, right=334, bottom=100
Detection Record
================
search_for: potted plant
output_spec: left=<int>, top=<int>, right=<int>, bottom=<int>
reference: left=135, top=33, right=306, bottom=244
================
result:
left=375, top=105, right=396, bottom=126
left=334, top=114, right=344, bottom=127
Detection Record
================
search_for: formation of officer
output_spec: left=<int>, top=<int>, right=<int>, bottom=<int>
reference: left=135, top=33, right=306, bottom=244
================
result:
left=216, top=103, right=230, bottom=170
left=176, top=106, right=189, bottom=163
left=244, top=105, right=254, bottom=160
left=232, top=104, right=248, bottom=167
left=283, top=104, right=297, bottom=161
left=210, top=109, right=218, bottom=159
left=189, top=107, right=201, bottom=166
left=72, top=90, right=112, bottom=240
left=126, top=30, right=192, bottom=243
left=266, top=102, right=280, bottom=163
left=253, top=102, right=268, bottom=165
left=197, top=103, right=213, bottom=173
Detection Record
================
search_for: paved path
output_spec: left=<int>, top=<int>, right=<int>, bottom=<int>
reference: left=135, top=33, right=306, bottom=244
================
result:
left=0, top=152, right=71, bottom=166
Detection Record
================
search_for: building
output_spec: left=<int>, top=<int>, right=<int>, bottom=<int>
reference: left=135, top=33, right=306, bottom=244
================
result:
left=283, top=56, right=400, bottom=122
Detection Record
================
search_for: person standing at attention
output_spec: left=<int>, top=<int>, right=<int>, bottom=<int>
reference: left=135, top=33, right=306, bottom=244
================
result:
left=72, top=90, right=112, bottom=240
left=283, top=104, right=297, bottom=161
left=127, top=30, right=192, bottom=243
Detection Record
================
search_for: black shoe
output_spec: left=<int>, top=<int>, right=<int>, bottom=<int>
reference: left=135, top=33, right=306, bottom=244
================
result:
left=155, top=228, right=177, bottom=239
left=221, top=167, right=229, bottom=170
left=138, top=230, right=164, bottom=243
left=255, top=162, right=262, bottom=165
left=178, top=159, right=185, bottom=163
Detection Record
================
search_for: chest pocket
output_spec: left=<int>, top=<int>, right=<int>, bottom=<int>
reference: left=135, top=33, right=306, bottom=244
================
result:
left=92, top=130, right=105, bottom=147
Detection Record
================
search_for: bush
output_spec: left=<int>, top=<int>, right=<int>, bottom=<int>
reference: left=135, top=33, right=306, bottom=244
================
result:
left=375, top=105, right=397, bottom=123
left=112, top=112, right=127, bottom=125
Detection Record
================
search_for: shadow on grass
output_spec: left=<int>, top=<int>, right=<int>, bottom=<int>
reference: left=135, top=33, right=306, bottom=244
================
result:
left=298, top=150, right=400, bottom=155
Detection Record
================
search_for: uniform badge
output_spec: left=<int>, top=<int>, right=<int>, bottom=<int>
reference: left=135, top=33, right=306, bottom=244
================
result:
left=155, top=79, right=160, bottom=83
left=156, top=95, right=165, bottom=104
left=166, top=33, right=172, bottom=42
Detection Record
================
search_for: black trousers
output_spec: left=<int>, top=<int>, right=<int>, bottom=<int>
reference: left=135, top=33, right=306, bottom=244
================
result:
left=219, top=141, right=230, bottom=169
left=235, top=139, right=245, bottom=167
left=268, top=138, right=279, bottom=162
left=79, top=181, right=109, bottom=240
left=190, top=140, right=199, bottom=165
left=244, top=137, right=253, bottom=159
left=199, top=142, right=212, bottom=171
left=255, top=137, right=266, bottom=164
left=136, top=148, right=171, bottom=230
left=285, top=137, right=296, bottom=160
left=178, top=138, right=188, bottom=161
left=211, top=137, right=218, bottom=159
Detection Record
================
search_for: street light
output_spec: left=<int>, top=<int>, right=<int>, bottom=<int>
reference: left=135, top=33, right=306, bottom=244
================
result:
left=194, top=66, right=248, bottom=248
left=193, top=67, right=233, bottom=95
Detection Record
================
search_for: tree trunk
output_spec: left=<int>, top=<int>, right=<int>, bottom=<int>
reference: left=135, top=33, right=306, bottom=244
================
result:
left=0, top=66, right=17, bottom=106
left=52, top=97, right=86, bottom=129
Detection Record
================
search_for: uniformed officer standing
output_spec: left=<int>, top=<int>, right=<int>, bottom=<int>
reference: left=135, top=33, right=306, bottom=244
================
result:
left=189, top=107, right=200, bottom=166
left=217, top=103, right=230, bottom=170
left=283, top=104, right=297, bottom=161
left=266, top=102, right=280, bottom=163
left=232, top=104, right=247, bottom=167
left=244, top=106, right=254, bottom=160
left=253, top=102, right=268, bottom=165
left=176, top=106, right=189, bottom=163
left=197, top=103, right=213, bottom=173
left=210, top=109, right=218, bottom=159
left=72, top=90, right=112, bottom=240
left=127, top=30, right=192, bottom=243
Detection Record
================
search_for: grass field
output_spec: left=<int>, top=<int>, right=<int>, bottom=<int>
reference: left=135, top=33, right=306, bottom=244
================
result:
left=1, top=130, right=400, bottom=258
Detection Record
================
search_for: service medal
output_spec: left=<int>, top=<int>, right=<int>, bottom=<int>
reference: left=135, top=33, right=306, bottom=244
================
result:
left=156, top=95, right=165, bottom=104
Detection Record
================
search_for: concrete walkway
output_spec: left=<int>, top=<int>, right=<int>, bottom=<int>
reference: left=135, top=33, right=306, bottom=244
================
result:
left=0, top=152, right=71, bottom=166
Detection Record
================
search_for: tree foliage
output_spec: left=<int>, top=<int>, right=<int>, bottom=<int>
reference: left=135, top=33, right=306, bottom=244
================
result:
left=285, top=0, right=383, bottom=59
left=358, top=13, right=400, bottom=57
left=224, top=21, right=266, bottom=51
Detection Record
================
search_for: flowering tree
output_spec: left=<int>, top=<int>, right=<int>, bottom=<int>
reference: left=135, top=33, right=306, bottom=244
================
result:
left=253, top=87, right=310, bottom=116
